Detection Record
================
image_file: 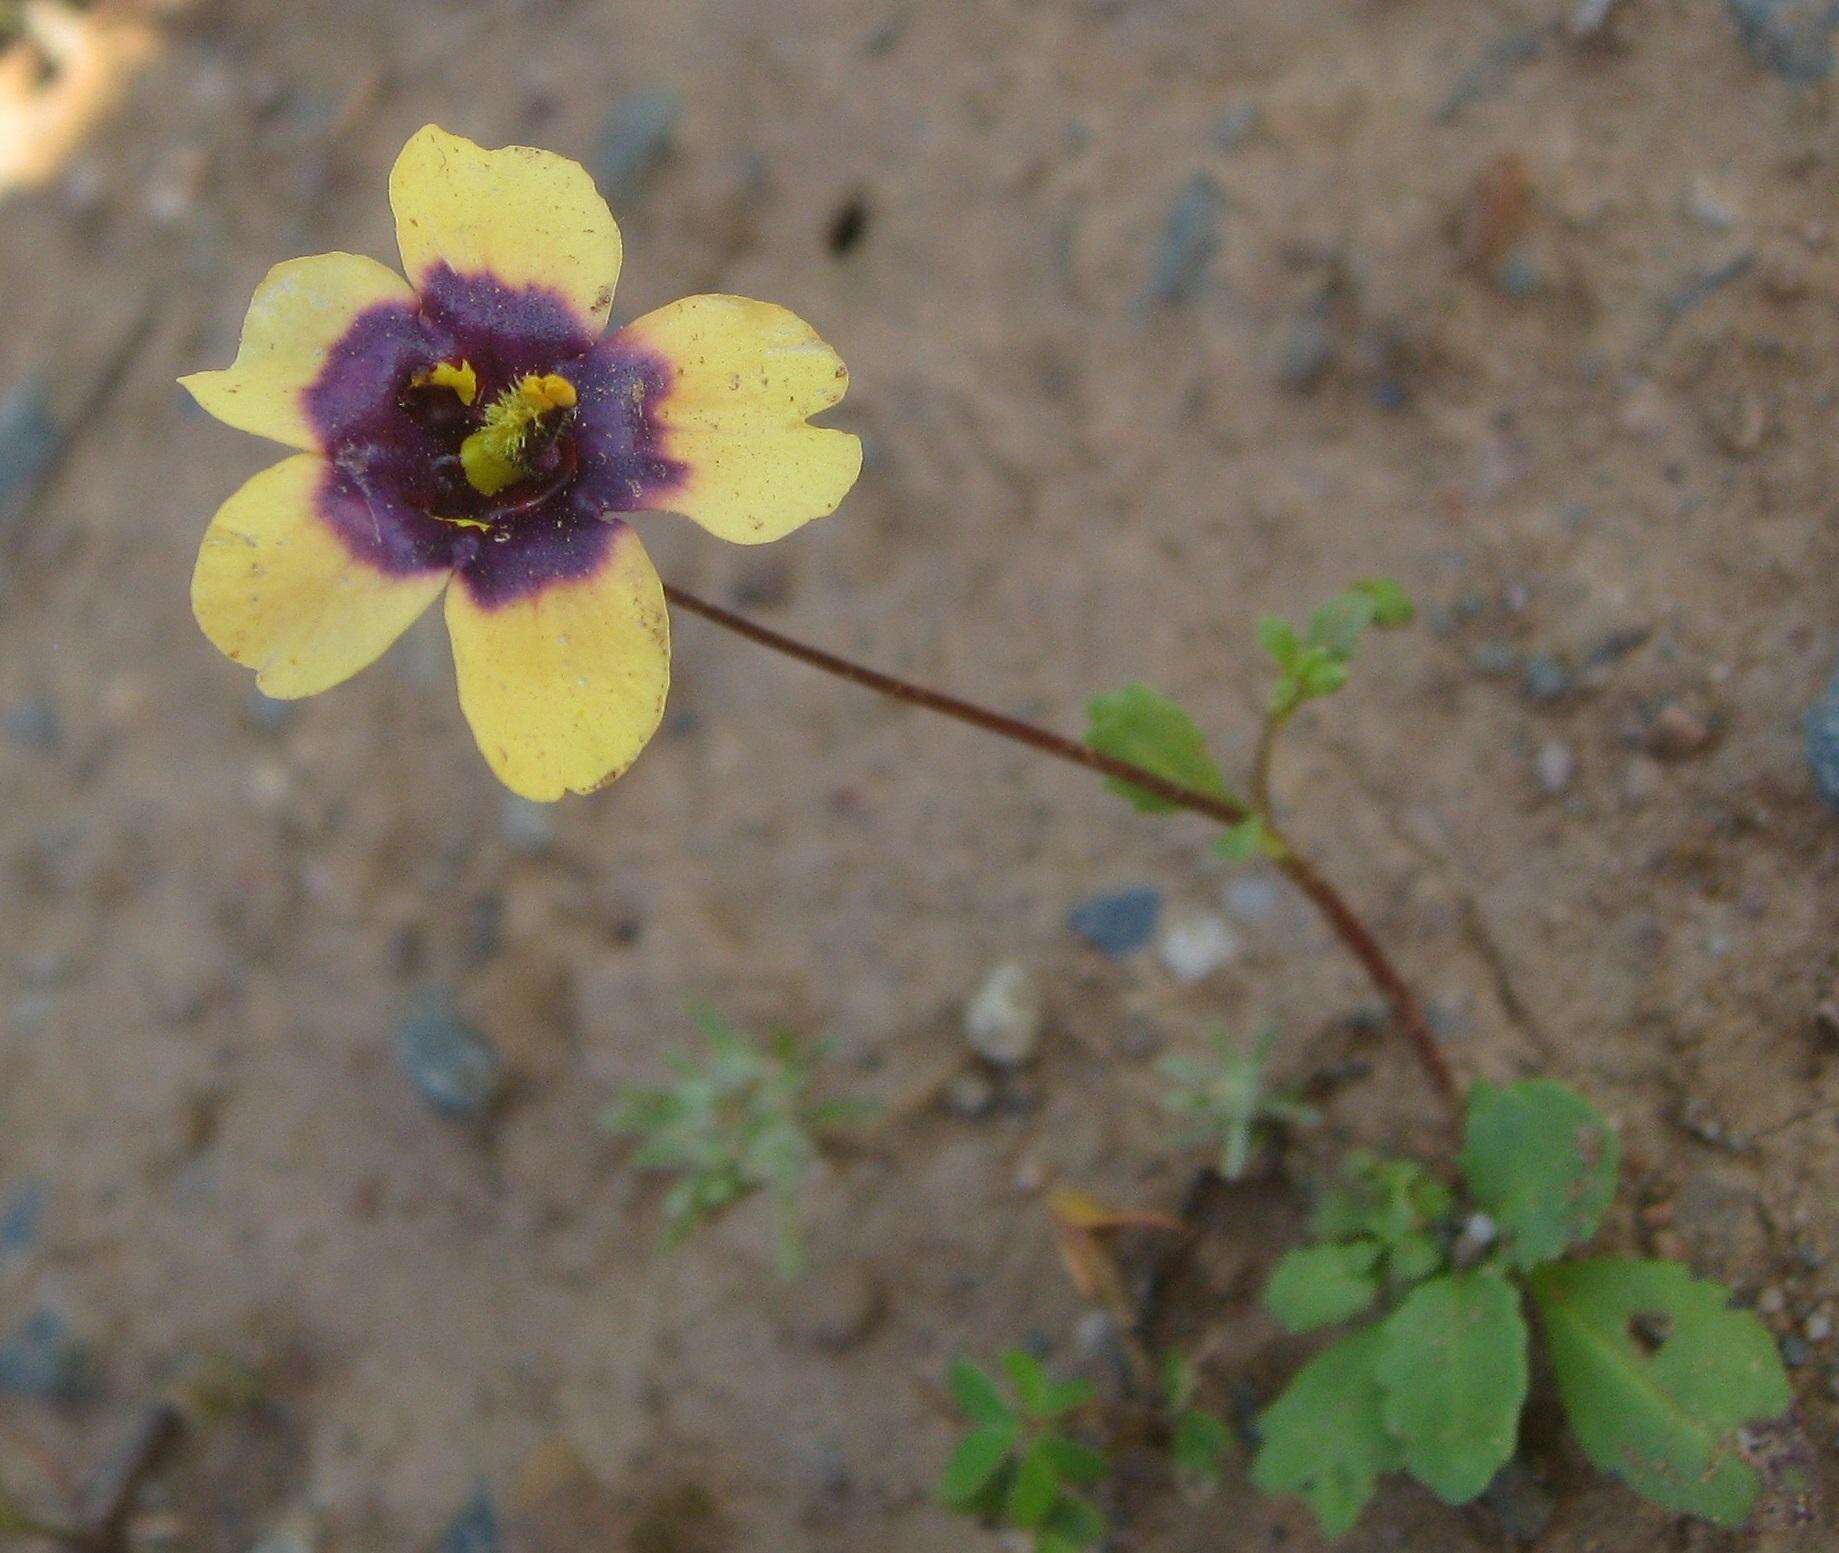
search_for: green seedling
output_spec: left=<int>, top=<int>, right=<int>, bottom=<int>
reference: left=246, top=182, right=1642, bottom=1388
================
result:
left=1159, top=1351, right=1231, bottom=1498
left=602, top=1008, right=876, bottom=1277
left=939, top=1351, right=1110, bottom=1553
left=1251, top=1078, right=1792, bottom=1537
left=1158, top=1025, right=1318, bottom=1180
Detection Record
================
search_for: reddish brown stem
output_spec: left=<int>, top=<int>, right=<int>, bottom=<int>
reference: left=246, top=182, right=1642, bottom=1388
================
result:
left=662, top=583, right=1461, bottom=1115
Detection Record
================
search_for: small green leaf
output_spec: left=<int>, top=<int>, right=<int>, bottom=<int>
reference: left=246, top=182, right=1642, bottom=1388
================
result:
left=1529, top=1258, right=1792, bottom=1527
left=1311, top=1154, right=1453, bottom=1248
left=1374, top=1271, right=1529, bottom=1504
left=1352, top=578, right=1415, bottom=628
left=1171, top=1408, right=1231, bottom=1483
left=1264, top=1242, right=1384, bottom=1333
left=1459, top=1079, right=1619, bottom=1270
left=1006, top=1440, right=1061, bottom=1528
left=1085, top=684, right=1234, bottom=814
left=1038, top=1434, right=1108, bottom=1487
left=1257, top=616, right=1301, bottom=669
left=1299, top=653, right=1351, bottom=699
left=1252, top=1323, right=1404, bottom=1539
left=1041, top=1377, right=1096, bottom=1420
left=1041, top=1494, right=1106, bottom=1548
left=1002, top=1350, right=1053, bottom=1418
left=1307, top=592, right=1378, bottom=657
left=941, top=1423, right=1017, bottom=1507
left=949, top=1360, right=1013, bottom=1427
left=1385, top=1231, right=1445, bottom=1290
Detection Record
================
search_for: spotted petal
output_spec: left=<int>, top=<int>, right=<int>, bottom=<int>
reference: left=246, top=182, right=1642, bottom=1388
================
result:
left=615, top=295, right=861, bottom=544
left=390, top=124, right=623, bottom=334
left=180, top=253, right=415, bottom=450
left=445, top=521, right=668, bottom=801
left=192, top=454, right=451, bottom=697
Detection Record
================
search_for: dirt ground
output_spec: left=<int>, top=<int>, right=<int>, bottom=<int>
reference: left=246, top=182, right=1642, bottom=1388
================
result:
left=3, top=0, right=1838, bottom=1547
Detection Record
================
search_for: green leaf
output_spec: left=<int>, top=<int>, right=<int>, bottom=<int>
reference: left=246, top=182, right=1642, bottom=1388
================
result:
left=1006, top=1440, right=1061, bottom=1529
left=1307, top=592, right=1378, bottom=657
left=1252, top=1323, right=1404, bottom=1539
left=1256, top=616, right=1301, bottom=670
left=941, top=1423, right=1018, bottom=1507
left=1037, top=1433, right=1108, bottom=1487
left=1041, top=1377, right=1096, bottom=1420
left=1374, top=1271, right=1529, bottom=1504
left=1459, top=1079, right=1619, bottom=1270
left=1311, top=1155, right=1453, bottom=1248
left=1171, top=1408, right=1231, bottom=1483
left=1214, top=815, right=1280, bottom=861
left=1085, top=684, right=1234, bottom=814
left=949, top=1360, right=1013, bottom=1427
left=1385, top=1231, right=1445, bottom=1290
left=1040, top=1494, right=1106, bottom=1549
left=1352, top=578, right=1415, bottom=628
left=1002, top=1350, right=1054, bottom=1418
left=1264, top=1242, right=1383, bottom=1334
left=1529, top=1258, right=1792, bottom=1527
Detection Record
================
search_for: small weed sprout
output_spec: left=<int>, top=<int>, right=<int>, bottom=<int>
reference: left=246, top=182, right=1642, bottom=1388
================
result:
left=1158, top=1026, right=1318, bottom=1180
left=939, top=1351, right=1110, bottom=1552
left=602, top=1009, right=875, bottom=1277
left=1159, top=1351, right=1231, bottom=1499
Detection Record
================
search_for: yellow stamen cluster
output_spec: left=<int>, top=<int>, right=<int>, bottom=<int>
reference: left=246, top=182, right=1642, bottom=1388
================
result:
left=459, top=372, right=578, bottom=497
left=420, top=359, right=479, bottom=405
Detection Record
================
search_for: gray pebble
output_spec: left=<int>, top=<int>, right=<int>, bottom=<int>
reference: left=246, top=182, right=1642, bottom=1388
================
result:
left=1781, top=1333, right=1812, bottom=1368
left=592, top=89, right=681, bottom=206
left=1727, top=0, right=1839, bottom=82
left=1138, top=173, right=1225, bottom=309
left=1068, top=886, right=1162, bottom=957
left=1533, top=741, right=1575, bottom=796
left=394, top=992, right=504, bottom=1118
left=0, top=1308, right=93, bottom=1401
left=1, top=696, right=58, bottom=750
left=1521, top=653, right=1574, bottom=703
left=0, top=376, right=59, bottom=530
left=1806, top=658, right=1839, bottom=809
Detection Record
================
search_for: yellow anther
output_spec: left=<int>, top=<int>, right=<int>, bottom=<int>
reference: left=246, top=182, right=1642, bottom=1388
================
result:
left=517, top=373, right=577, bottom=412
left=415, top=359, right=479, bottom=406
left=459, top=371, right=578, bottom=497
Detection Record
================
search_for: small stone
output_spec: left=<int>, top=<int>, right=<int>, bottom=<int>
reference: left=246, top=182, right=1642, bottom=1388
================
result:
left=1726, top=0, right=1838, bottom=83
left=1805, top=659, right=1839, bottom=809
left=2, top=696, right=59, bottom=750
left=944, top=1071, right=997, bottom=1118
left=0, top=375, right=60, bottom=530
left=1621, top=754, right=1664, bottom=806
left=963, top=962, right=1045, bottom=1068
left=1533, top=741, right=1574, bottom=796
left=1805, top=1307, right=1833, bottom=1343
left=442, top=1485, right=502, bottom=1553
left=1759, top=1284, right=1788, bottom=1316
left=1568, top=0, right=1624, bottom=37
left=1683, top=175, right=1741, bottom=232
left=785, top=1263, right=885, bottom=1353
left=394, top=991, right=504, bottom=1118
left=591, top=89, right=681, bottom=205
left=1138, top=173, right=1225, bottom=309
left=1645, top=698, right=1719, bottom=761
left=1222, top=875, right=1279, bottom=923
left=1012, top=1154, right=1048, bottom=1193
left=1158, top=914, right=1240, bottom=985
left=499, top=795, right=557, bottom=858
left=0, top=1308, right=94, bottom=1401
left=1068, top=886, right=1162, bottom=957
left=1781, top=1334, right=1812, bottom=1368
left=1520, top=653, right=1574, bottom=704
left=1479, top=1458, right=1557, bottom=1543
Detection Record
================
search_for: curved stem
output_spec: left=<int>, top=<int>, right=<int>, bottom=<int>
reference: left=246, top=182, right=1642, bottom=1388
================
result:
left=662, top=583, right=1460, bottom=1115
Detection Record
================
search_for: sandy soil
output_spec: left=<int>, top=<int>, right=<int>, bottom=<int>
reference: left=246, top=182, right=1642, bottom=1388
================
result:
left=2, top=0, right=1838, bottom=1548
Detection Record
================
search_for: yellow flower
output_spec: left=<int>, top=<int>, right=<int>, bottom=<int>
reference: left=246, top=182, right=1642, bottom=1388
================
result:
left=182, top=125, right=860, bottom=800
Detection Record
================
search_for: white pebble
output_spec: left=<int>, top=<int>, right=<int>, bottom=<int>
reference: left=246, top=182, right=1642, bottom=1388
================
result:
left=963, top=962, right=1044, bottom=1068
left=1534, top=740, right=1575, bottom=796
left=1158, top=914, right=1241, bottom=985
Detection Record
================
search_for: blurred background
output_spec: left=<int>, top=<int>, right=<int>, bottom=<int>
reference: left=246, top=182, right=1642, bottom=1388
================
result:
left=2, top=0, right=1838, bottom=1547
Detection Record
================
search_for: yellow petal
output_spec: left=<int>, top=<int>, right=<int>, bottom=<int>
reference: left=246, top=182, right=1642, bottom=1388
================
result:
left=192, top=454, right=450, bottom=697
left=390, top=124, right=623, bottom=332
left=445, top=524, right=669, bottom=801
left=616, top=295, right=862, bottom=544
left=180, top=253, right=414, bottom=450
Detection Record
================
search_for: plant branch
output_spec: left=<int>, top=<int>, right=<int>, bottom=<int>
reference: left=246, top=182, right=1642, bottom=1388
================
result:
left=662, top=583, right=1460, bottom=1115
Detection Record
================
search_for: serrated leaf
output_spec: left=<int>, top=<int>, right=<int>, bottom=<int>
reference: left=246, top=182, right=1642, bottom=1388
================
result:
left=1374, top=1271, right=1528, bottom=1504
left=1529, top=1258, right=1792, bottom=1527
left=1085, top=684, right=1234, bottom=814
left=948, top=1360, right=1013, bottom=1427
left=1264, top=1242, right=1383, bottom=1334
left=1252, top=1323, right=1404, bottom=1539
left=1006, top=1440, right=1061, bottom=1528
left=940, top=1423, right=1017, bottom=1507
left=1460, top=1080, right=1619, bottom=1270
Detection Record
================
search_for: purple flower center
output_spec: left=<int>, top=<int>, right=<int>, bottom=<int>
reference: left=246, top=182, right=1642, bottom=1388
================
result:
left=302, top=265, right=683, bottom=608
